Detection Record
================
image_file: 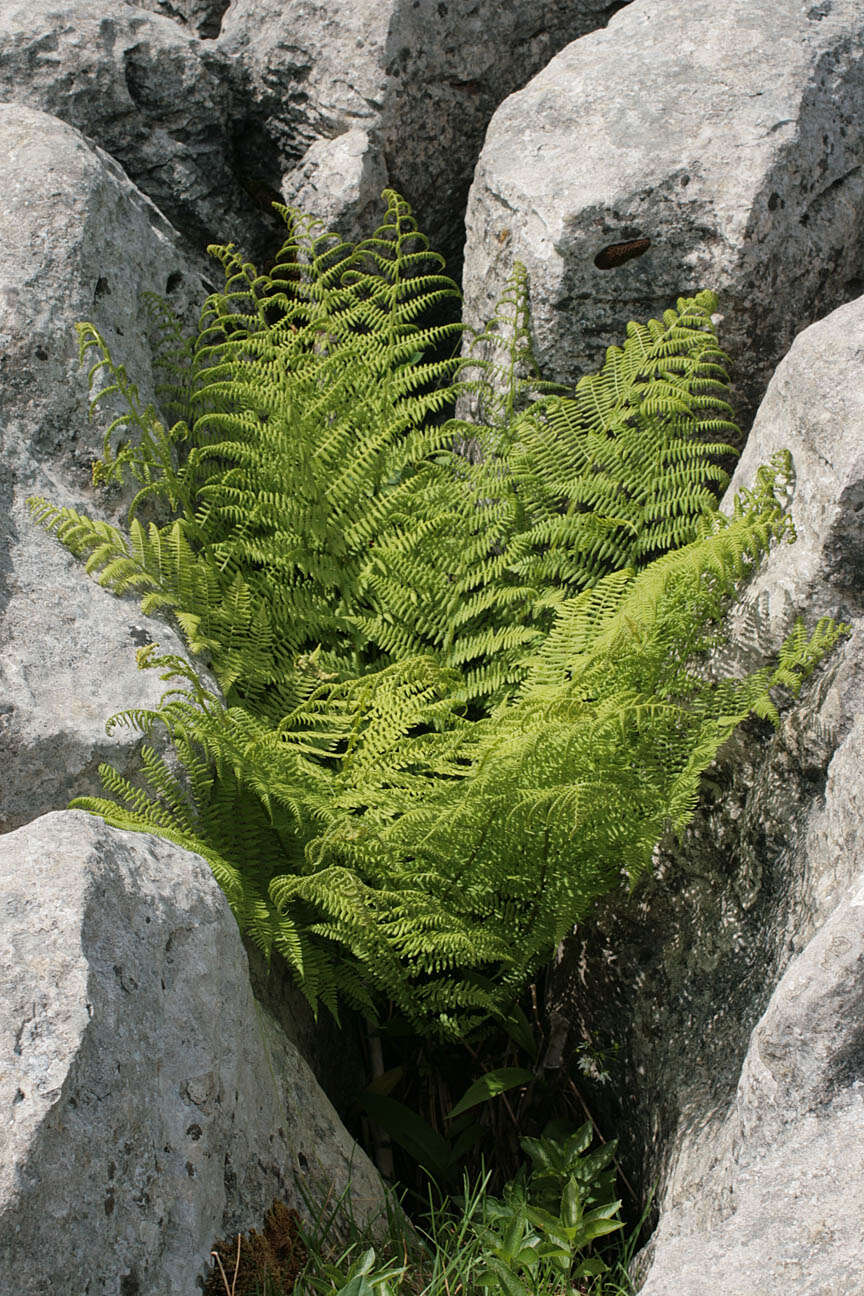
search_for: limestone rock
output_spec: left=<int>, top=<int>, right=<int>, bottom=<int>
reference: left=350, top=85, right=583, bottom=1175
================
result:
left=218, top=0, right=631, bottom=261
left=0, top=0, right=633, bottom=267
left=0, top=0, right=631, bottom=271
left=0, top=0, right=273, bottom=258
left=135, top=0, right=230, bottom=40
left=547, top=292, right=864, bottom=1291
left=726, top=293, right=864, bottom=641
left=639, top=869, right=864, bottom=1296
left=0, top=811, right=385, bottom=1295
left=0, top=104, right=207, bottom=831
left=281, top=128, right=389, bottom=247
left=462, top=0, right=864, bottom=428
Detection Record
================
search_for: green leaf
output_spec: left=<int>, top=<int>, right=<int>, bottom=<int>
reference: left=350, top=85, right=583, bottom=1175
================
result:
left=477, top=1256, right=534, bottom=1296
left=366, top=1066, right=404, bottom=1096
left=448, top=1067, right=533, bottom=1120
left=523, top=1206, right=571, bottom=1251
left=572, top=1256, right=608, bottom=1279
left=561, top=1176, right=584, bottom=1230
left=499, top=1005, right=537, bottom=1057
left=34, top=187, right=841, bottom=1046
left=582, top=1200, right=623, bottom=1223
left=334, top=1273, right=376, bottom=1296
left=359, top=1091, right=453, bottom=1180
left=449, top=1119, right=485, bottom=1162
left=574, top=1217, right=625, bottom=1246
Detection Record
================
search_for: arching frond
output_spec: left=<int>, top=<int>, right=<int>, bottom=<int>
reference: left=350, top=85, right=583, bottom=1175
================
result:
left=29, top=193, right=845, bottom=1037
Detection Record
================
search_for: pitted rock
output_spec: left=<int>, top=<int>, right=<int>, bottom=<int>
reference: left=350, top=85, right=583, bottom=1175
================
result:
left=463, top=0, right=864, bottom=429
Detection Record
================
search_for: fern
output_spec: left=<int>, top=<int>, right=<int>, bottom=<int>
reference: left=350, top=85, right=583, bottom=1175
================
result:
left=30, top=192, right=845, bottom=1037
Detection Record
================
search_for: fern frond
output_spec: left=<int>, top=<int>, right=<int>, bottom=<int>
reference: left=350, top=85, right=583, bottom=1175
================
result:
left=33, top=194, right=845, bottom=1037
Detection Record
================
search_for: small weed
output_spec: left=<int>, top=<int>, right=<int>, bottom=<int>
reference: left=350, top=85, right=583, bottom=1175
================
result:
left=204, top=1130, right=646, bottom=1296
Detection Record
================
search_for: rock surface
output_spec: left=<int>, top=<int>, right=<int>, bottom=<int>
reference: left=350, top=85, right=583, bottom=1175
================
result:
left=135, top=0, right=230, bottom=40
left=462, top=0, right=864, bottom=428
left=0, top=0, right=275, bottom=259
left=4, top=5, right=864, bottom=1293
left=281, top=127, right=390, bottom=248
left=548, top=294, right=864, bottom=1291
left=639, top=866, right=864, bottom=1296
left=0, top=0, right=632, bottom=267
left=0, top=811, right=385, bottom=1296
left=726, top=292, right=864, bottom=637
left=219, top=0, right=630, bottom=262
left=0, top=104, right=207, bottom=832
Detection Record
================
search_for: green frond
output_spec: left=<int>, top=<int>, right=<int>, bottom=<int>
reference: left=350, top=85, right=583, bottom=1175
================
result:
left=33, top=193, right=845, bottom=1037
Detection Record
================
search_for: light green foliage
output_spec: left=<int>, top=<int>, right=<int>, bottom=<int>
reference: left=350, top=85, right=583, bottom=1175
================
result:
left=292, top=1126, right=633, bottom=1296
left=474, top=1121, right=623, bottom=1293
left=29, top=191, right=844, bottom=1037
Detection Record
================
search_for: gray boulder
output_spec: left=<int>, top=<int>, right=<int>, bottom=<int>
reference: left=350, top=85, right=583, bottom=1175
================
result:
left=547, top=294, right=864, bottom=1290
left=462, top=0, right=864, bottom=427
left=0, top=104, right=207, bottom=832
left=0, top=810, right=385, bottom=1296
left=0, top=0, right=633, bottom=267
left=0, top=0, right=273, bottom=258
left=639, top=861, right=864, bottom=1296
left=134, top=0, right=230, bottom=40
left=218, top=0, right=632, bottom=261
left=281, top=128, right=390, bottom=248
left=726, top=292, right=864, bottom=639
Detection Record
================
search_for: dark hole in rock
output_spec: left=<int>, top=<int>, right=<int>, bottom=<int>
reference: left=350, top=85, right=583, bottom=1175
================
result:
left=594, top=238, right=651, bottom=270
left=166, top=271, right=184, bottom=294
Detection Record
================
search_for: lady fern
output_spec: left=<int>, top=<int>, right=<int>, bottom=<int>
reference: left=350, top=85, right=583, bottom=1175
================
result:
left=29, top=191, right=843, bottom=1037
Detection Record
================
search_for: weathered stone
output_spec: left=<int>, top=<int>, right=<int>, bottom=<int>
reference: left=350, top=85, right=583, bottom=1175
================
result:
left=0, top=104, right=207, bottom=831
left=726, top=293, right=864, bottom=639
left=135, top=0, right=230, bottom=41
left=0, top=811, right=385, bottom=1295
left=0, top=0, right=635, bottom=268
left=281, top=128, right=390, bottom=248
left=0, top=0, right=274, bottom=258
left=218, top=0, right=631, bottom=262
left=462, top=0, right=864, bottom=428
left=639, top=866, right=864, bottom=1296
left=548, top=294, right=864, bottom=1290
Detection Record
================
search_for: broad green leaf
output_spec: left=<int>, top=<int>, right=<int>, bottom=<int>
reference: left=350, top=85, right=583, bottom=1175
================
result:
left=359, top=1091, right=452, bottom=1179
left=477, top=1256, right=533, bottom=1296
left=561, top=1176, right=583, bottom=1229
left=562, top=1122, right=594, bottom=1158
left=356, top=1248, right=377, bottom=1277
left=448, top=1119, right=484, bottom=1163
left=366, top=1066, right=404, bottom=1096
left=519, top=1136, right=555, bottom=1173
left=500, top=1004, right=536, bottom=1056
left=574, top=1217, right=625, bottom=1246
left=582, top=1200, right=623, bottom=1222
left=571, top=1141, right=617, bottom=1181
left=448, top=1067, right=533, bottom=1120
left=334, top=1273, right=376, bottom=1296
left=572, top=1256, right=608, bottom=1279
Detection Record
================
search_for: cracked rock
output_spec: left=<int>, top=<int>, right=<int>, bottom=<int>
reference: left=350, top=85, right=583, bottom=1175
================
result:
left=462, top=0, right=864, bottom=429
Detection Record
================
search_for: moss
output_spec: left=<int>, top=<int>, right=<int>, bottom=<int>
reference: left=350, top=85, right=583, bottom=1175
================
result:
left=204, top=1199, right=307, bottom=1296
